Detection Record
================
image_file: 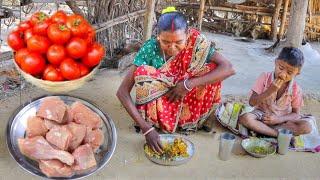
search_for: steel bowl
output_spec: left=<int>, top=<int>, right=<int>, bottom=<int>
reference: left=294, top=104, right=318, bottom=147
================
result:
left=144, top=134, right=195, bottom=166
left=241, top=137, right=276, bottom=158
left=6, top=95, right=117, bottom=179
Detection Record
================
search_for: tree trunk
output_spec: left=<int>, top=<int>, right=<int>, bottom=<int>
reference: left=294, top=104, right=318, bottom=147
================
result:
left=143, top=0, right=156, bottom=41
left=284, top=0, right=308, bottom=47
left=271, top=0, right=283, bottom=41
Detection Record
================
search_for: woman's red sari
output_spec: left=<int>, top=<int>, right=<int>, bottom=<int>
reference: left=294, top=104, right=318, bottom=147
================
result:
left=134, top=29, right=221, bottom=133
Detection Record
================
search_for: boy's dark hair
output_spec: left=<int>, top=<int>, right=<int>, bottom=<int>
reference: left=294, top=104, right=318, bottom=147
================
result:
left=158, top=12, right=187, bottom=33
left=277, top=47, right=304, bottom=67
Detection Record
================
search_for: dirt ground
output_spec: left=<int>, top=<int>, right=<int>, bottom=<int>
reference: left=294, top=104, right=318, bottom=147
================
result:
left=1, top=33, right=320, bottom=179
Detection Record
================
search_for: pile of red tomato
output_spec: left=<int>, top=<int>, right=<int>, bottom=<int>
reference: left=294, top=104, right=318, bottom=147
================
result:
left=7, top=10, right=105, bottom=81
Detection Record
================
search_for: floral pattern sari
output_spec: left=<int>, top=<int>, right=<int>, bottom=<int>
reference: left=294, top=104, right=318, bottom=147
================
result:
left=134, top=29, right=221, bottom=133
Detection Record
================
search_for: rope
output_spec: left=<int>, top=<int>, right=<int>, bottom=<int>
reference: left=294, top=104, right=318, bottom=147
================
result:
left=19, top=4, right=22, bottom=105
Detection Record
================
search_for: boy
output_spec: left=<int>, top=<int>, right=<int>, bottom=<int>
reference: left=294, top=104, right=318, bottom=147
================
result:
left=239, top=47, right=312, bottom=137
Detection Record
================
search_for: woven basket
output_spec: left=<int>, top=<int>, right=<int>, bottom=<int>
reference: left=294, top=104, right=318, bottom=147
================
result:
left=14, top=61, right=99, bottom=93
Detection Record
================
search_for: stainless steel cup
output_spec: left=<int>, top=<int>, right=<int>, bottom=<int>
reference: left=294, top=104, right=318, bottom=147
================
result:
left=219, top=132, right=236, bottom=161
left=277, top=129, right=293, bottom=155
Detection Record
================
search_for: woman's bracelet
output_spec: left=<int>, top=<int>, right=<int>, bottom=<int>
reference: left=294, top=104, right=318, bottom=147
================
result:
left=143, top=127, right=155, bottom=136
left=183, top=78, right=192, bottom=92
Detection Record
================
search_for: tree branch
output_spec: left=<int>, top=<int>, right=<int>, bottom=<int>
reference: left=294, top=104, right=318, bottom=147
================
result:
left=66, top=1, right=85, bottom=18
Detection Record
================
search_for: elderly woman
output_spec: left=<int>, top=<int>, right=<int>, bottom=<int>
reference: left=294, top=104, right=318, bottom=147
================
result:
left=117, top=8, right=235, bottom=153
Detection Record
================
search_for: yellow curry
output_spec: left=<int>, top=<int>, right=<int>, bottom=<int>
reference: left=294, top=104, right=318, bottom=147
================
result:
left=144, top=138, right=189, bottom=161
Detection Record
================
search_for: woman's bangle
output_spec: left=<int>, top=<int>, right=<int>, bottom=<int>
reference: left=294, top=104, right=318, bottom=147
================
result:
left=183, top=78, right=192, bottom=92
left=143, top=127, right=155, bottom=136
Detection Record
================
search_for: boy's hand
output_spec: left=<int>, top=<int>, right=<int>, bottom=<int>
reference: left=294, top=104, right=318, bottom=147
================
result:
left=263, top=114, right=282, bottom=125
left=272, top=78, right=285, bottom=89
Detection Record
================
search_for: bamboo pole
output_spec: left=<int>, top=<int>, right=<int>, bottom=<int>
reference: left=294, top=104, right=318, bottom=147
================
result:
left=206, top=6, right=272, bottom=16
left=198, top=0, right=206, bottom=30
left=306, top=22, right=320, bottom=30
left=271, top=0, right=283, bottom=41
left=204, top=16, right=272, bottom=25
left=143, top=0, right=156, bottom=41
left=178, top=3, right=273, bottom=14
left=94, top=10, right=146, bottom=32
left=278, top=0, right=290, bottom=40
left=308, top=0, right=312, bottom=23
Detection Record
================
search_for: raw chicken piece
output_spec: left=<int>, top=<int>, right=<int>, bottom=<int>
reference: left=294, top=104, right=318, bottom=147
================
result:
left=44, top=119, right=60, bottom=130
left=72, top=144, right=97, bottom=172
left=39, top=160, right=74, bottom=178
left=65, top=107, right=74, bottom=123
left=84, top=128, right=104, bottom=152
left=18, top=136, right=74, bottom=165
left=67, top=122, right=87, bottom=151
left=71, top=102, right=102, bottom=129
left=46, top=126, right=73, bottom=151
left=37, top=97, right=67, bottom=124
left=26, top=116, right=48, bottom=138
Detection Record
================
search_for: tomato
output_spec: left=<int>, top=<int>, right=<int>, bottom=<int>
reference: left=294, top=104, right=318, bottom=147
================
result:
left=27, top=35, right=51, bottom=54
left=47, top=45, right=66, bottom=65
left=14, top=48, right=30, bottom=66
left=85, top=25, right=96, bottom=45
left=47, top=23, right=71, bottom=44
left=21, top=52, right=46, bottom=75
left=66, top=37, right=87, bottom=59
left=43, top=65, right=64, bottom=81
left=60, top=58, right=81, bottom=80
left=33, top=21, right=51, bottom=36
left=18, top=21, right=32, bottom=32
left=82, top=43, right=105, bottom=67
left=66, top=14, right=89, bottom=37
left=43, top=64, right=55, bottom=75
left=30, top=12, right=49, bottom=26
left=23, top=29, right=34, bottom=42
left=79, top=63, right=90, bottom=77
left=7, top=31, right=25, bottom=51
left=51, top=10, right=68, bottom=24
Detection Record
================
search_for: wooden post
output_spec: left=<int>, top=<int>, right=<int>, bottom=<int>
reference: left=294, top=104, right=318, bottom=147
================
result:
left=224, top=12, right=229, bottom=30
left=271, top=0, right=283, bottom=41
left=198, top=0, right=206, bottom=31
left=143, top=0, right=156, bottom=41
left=308, top=0, right=312, bottom=23
left=278, top=0, right=290, bottom=40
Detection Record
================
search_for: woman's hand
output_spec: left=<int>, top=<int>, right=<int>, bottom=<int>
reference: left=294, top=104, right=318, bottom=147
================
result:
left=117, top=66, right=160, bottom=143
left=189, top=52, right=235, bottom=88
left=166, top=81, right=189, bottom=102
left=145, top=129, right=163, bottom=153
